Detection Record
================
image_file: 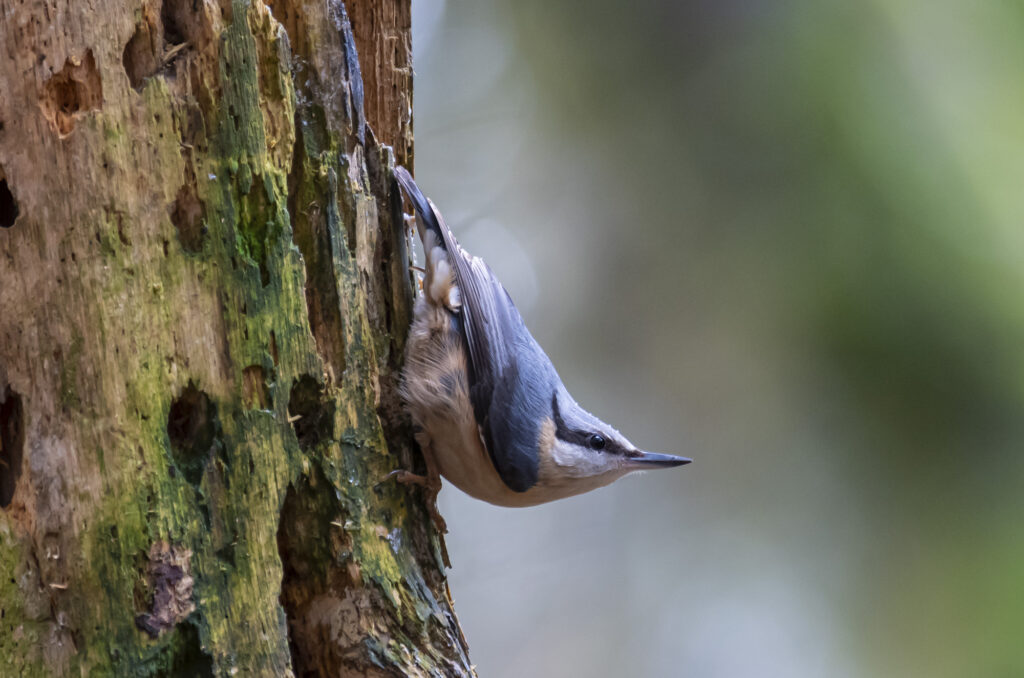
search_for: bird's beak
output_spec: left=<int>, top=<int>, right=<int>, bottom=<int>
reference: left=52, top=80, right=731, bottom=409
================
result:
left=628, top=452, right=692, bottom=468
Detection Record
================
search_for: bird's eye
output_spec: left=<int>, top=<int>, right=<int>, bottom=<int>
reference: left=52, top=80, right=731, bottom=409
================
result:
left=589, top=434, right=606, bottom=450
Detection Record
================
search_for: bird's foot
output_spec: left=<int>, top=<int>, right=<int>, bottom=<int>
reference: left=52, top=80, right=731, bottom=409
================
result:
left=386, top=469, right=448, bottom=535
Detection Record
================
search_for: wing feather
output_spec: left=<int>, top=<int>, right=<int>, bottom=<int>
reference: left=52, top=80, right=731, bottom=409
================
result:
left=395, top=167, right=549, bottom=491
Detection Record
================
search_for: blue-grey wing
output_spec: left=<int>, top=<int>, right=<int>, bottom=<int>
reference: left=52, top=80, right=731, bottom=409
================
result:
left=484, top=343, right=562, bottom=491
left=442, top=233, right=553, bottom=491
left=394, top=167, right=552, bottom=492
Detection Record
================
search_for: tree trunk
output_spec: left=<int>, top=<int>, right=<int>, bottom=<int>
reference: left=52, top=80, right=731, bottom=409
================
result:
left=0, top=0, right=473, bottom=675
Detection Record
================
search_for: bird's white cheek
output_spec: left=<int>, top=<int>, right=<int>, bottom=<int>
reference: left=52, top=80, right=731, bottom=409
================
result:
left=549, top=442, right=614, bottom=479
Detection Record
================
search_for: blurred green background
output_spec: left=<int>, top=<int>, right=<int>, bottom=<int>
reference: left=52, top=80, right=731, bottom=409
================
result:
left=410, top=1, right=1024, bottom=675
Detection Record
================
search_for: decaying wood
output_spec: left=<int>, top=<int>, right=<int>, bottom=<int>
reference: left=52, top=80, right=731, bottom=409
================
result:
left=0, top=0, right=473, bottom=675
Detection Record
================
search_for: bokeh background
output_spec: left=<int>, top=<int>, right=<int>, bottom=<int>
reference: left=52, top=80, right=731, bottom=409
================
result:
left=409, top=1, right=1024, bottom=676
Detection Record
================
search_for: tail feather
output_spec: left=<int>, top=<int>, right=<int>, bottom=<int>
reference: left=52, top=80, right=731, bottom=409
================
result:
left=395, top=166, right=462, bottom=311
left=394, top=166, right=447, bottom=251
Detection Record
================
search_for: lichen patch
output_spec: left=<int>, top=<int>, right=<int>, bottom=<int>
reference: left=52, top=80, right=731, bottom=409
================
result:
left=134, top=541, right=195, bottom=638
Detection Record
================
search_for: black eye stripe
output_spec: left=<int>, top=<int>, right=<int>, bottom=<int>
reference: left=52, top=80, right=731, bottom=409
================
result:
left=601, top=438, right=630, bottom=456
left=551, top=393, right=627, bottom=455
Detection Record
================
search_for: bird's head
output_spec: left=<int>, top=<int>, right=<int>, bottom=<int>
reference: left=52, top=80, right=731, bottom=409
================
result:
left=535, top=389, right=691, bottom=496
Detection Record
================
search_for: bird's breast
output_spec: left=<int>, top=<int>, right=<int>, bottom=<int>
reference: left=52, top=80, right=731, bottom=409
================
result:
left=402, top=296, right=621, bottom=506
left=402, top=301, right=566, bottom=506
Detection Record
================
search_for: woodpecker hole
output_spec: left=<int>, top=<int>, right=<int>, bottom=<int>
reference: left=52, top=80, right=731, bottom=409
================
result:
left=161, top=0, right=212, bottom=48
left=0, top=387, right=25, bottom=509
left=215, top=539, right=236, bottom=567
left=0, top=174, right=18, bottom=229
left=242, top=365, right=271, bottom=410
left=277, top=463, right=355, bottom=676
left=40, top=50, right=103, bottom=137
left=161, top=0, right=188, bottom=45
left=167, top=383, right=218, bottom=485
left=165, top=624, right=214, bottom=677
left=122, top=8, right=162, bottom=91
left=288, top=376, right=334, bottom=450
left=170, top=181, right=205, bottom=252
left=124, top=0, right=213, bottom=93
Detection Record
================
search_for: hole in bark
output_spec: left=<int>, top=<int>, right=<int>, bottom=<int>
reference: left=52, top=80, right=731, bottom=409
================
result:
left=277, top=463, right=355, bottom=677
left=161, top=0, right=188, bottom=45
left=167, top=383, right=218, bottom=485
left=162, top=0, right=218, bottom=57
left=215, top=541, right=235, bottom=567
left=1, top=387, right=25, bottom=509
left=40, top=50, right=103, bottom=136
left=242, top=365, right=271, bottom=410
left=154, top=623, right=214, bottom=678
left=288, top=376, right=334, bottom=450
left=161, top=0, right=206, bottom=47
left=0, top=175, right=18, bottom=229
left=170, top=180, right=205, bottom=252
left=122, top=10, right=161, bottom=91
left=259, top=254, right=270, bottom=287
left=125, top=0, right=212, bottom=94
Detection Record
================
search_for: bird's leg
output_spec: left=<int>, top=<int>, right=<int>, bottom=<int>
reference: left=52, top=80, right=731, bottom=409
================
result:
left=391, top=469, right=448, bottom=538
left=387, top=429, right=447, bottom=535
left=387, top=431, right=451, bottom=568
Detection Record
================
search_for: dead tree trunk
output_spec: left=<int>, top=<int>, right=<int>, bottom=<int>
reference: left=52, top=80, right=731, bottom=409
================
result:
left=0, top=0, right=473, bottom=675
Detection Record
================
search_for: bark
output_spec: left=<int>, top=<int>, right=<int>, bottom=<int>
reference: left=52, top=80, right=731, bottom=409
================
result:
left=0, top=0, right=473, bottom=675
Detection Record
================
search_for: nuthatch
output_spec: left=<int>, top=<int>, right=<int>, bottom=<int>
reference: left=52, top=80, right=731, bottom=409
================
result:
left=392, top=166, right=690, bottom=532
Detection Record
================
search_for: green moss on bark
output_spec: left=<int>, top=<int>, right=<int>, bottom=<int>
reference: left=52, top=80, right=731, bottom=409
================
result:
left=0, top=0, right=470, bottom=675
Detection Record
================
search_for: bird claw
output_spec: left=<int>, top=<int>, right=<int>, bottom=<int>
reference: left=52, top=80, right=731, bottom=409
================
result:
left=387, top=468, right=448, bottom=535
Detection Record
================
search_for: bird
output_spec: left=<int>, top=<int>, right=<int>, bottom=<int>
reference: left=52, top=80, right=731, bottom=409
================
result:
left=392, top=166, right=690, bottom=533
